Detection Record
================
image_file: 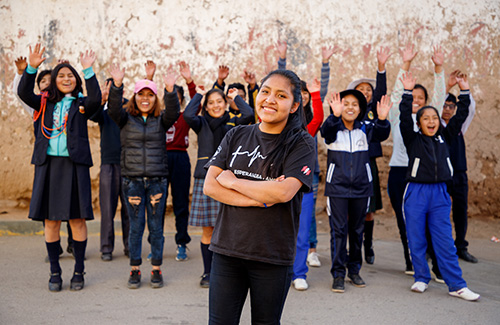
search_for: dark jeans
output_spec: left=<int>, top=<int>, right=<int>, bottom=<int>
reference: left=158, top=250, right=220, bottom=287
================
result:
left=167, top=151, right=191, bottom=246
left=209, top=253, right=293, bottom=325
left=328, top=196, right=368, bottom=278
left=447, top=171, right=469, bottom=250
left=387, top=166, right=412, bottom=267
left=123, top=176, right=167, bottom=266
left=99, top=164, right=130, bottom=254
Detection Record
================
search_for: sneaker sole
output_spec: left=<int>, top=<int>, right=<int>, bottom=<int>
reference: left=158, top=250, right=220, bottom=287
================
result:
left=348, top=280, right=366, bottom=288
left=405, top=270, right=415, bottom=276
left=175, top=257, right=188, bottom=261
left=331, top=288, right=345, bottom=293
left=127, top=283, right=141, bottom=289
left=151, top=282, right=164, bottom=289
left=307, top=262, right=321, bottom=267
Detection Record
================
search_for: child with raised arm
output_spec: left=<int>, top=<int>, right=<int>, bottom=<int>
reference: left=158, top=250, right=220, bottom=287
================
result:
left=108, top=63, right=180, bottom=289
left=399, top=71, right=479, bottom=301
left=387, top=43, right=447, bottom=275
left=321, top=91, right=391, bottom=293
left=184, top=77, right=254, bottom=288
left=18, top=44, right=101, bottom=292
left=346, top=46, right=391, bottom=264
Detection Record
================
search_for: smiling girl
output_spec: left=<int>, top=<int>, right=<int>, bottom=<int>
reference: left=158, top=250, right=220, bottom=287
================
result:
left=18, top=43, right=101, bottom=292
left=204, top=69, right=316, bottom=324
left=183, top=82, right=254, bottom=288
left=399, top=72, right=479, bottom=301
left=108, top=63, right=180, bottom=289
left=320, top=90, right=391, bottom=293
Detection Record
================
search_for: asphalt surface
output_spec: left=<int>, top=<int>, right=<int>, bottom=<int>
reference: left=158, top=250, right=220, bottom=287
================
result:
left=1, top=226, right=499, bottom=324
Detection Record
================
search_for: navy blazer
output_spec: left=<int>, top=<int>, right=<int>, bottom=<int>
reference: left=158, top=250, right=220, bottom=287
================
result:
left=18, top=70, right=102, bottom=167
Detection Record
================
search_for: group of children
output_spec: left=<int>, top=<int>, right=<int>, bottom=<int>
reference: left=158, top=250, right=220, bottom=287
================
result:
left=13, top=38, right=480, bottom=324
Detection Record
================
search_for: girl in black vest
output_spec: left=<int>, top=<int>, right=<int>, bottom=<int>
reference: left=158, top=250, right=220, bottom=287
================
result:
left=18, top=43, right=102, bottom=292
left=108, top=63, right=180, bottom=289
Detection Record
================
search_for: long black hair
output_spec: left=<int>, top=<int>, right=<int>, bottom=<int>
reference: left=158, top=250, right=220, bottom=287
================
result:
left=46, top=63, right=83, bottom=102
left=300, top=80, right=313, bottom=125
left=259, top=69, right=308, bottom=178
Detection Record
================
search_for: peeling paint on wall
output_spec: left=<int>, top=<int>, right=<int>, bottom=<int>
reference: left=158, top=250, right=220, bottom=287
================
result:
left=0, top=0, right=499, bottom=216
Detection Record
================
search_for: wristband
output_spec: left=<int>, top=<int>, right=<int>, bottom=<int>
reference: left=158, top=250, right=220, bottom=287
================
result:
left=263, top=203, right=268, bottom=208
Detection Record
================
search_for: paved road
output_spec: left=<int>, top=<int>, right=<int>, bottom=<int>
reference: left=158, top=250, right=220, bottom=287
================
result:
left=1, top=233, right=499, bottom=324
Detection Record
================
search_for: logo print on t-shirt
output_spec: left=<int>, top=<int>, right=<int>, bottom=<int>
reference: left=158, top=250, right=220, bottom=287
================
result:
left=230, top=145, right=267, bottom=168
left=301, top=166, right=311, bottom=176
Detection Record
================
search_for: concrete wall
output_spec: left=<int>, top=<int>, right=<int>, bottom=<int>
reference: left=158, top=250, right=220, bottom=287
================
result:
left=1, top=0, right=499, bottom=217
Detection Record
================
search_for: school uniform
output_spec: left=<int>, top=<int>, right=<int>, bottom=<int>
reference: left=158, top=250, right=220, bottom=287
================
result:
left=400, top=90, right=470, bottom=290
left=320, top=113, right=390, bottom=279
left=18, top=66, right=102, bottom=221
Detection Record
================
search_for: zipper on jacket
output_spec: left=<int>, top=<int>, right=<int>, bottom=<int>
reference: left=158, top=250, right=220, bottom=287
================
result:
left=431, top=139, right=438, bottom=182
left=349, top=130, right=353, bottom=196
left=143, top=119, right=147, bottom=175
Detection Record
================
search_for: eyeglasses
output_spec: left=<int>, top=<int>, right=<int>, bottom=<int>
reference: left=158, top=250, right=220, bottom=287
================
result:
left=443, top=103, right=456, bottom=109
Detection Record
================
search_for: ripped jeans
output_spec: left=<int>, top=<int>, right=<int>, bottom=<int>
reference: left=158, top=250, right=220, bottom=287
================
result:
left=122, top=176, right=168, bottom=266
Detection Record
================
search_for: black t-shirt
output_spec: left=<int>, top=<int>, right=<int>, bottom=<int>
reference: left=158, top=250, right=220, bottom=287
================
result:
left=206, top=124, right=316, bottom=265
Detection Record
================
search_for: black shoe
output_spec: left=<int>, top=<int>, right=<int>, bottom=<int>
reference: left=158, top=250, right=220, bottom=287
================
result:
left=200, top=273, right=210, bottom=288
left=124, top=249, right=130, bottom=258
left=348, top=274, right=366, bottom=288
left=151, top=270, right=164, bottom=288
left=128, top=270, right=141, bottom=289
left=67, top=245, right=74, bottom=255
left=331, top=277, right=345, bottom=293
left=101, top=253, right=112, bottom=261
left=405, top=263, right=414, bottom=276
left=48, top=272, right=62, bottom=292
left=457, top=250, right=478, bottom=263
left=70, top=272, right=85, bottom=291
left=365, top=247, right=375, bottom=265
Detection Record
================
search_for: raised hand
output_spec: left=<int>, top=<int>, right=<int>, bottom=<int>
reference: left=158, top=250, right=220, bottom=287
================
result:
left=108, top=63, right=125, bottom=87
left=275, top=40, right=287, bottom=59
left=446, top=69, right=461, bottom=92
left=145, top=60, right=156, bottom=81
left=28, top=43, right=46, bottom=69
left=14, top=56, right=27, bottom=74
left=456, top=73, right=470, bottom=91
left=399, top=42, right=418, bottom=71
left=227, top=88, right=239, bottom=100
left=196, top=85, right=208, bottom=96
left=162, top=65, right=179, bottom=93
left=80, top=50, right=96, bottom=70
left=431, top=44, right=444, bottom=73
left=328, top=92, right=344, bottom=117
left=400, top=71, right=416, bottom=91
left=101, top=79, right=111, bottom=104
left=307, top=78, right=321, bottom=93
left=321, top=45, right=340, bottom=63
left=377, top=46, right=392, bottom=71
left=243, top=69, right=256, bottom=87
left=218, top=65, right=230, bottom=83
left=178, top=61, right=192, bottom=83
left=376, top=95, right=393, bottom=120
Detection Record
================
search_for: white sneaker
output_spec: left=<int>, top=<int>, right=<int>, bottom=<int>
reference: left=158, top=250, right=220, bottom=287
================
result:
left=411, top=281, right=428, bottom=293
left=449, top=287, right=480, bottom=301
left=307, top=252, right=321, bottom=267
left=293, top=278, right=309, bottom=291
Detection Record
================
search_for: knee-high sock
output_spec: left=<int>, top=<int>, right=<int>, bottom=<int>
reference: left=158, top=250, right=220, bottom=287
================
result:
left=364, top=220, right=374, bottom=251
left=201, top=242, right=213, bottom=275
left=46, top=240, right=61, bottom=275
left=73, top=239, right=87, bottom=274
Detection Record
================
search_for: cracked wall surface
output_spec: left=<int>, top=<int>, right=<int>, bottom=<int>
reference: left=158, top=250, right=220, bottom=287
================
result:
left=0, top=0, right=499, bottom=217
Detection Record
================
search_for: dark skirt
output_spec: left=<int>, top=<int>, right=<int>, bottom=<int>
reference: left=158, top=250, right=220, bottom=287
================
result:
left=367, top=157, right=383, bottom=213
left=29, top=156, right=94, bottom=221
